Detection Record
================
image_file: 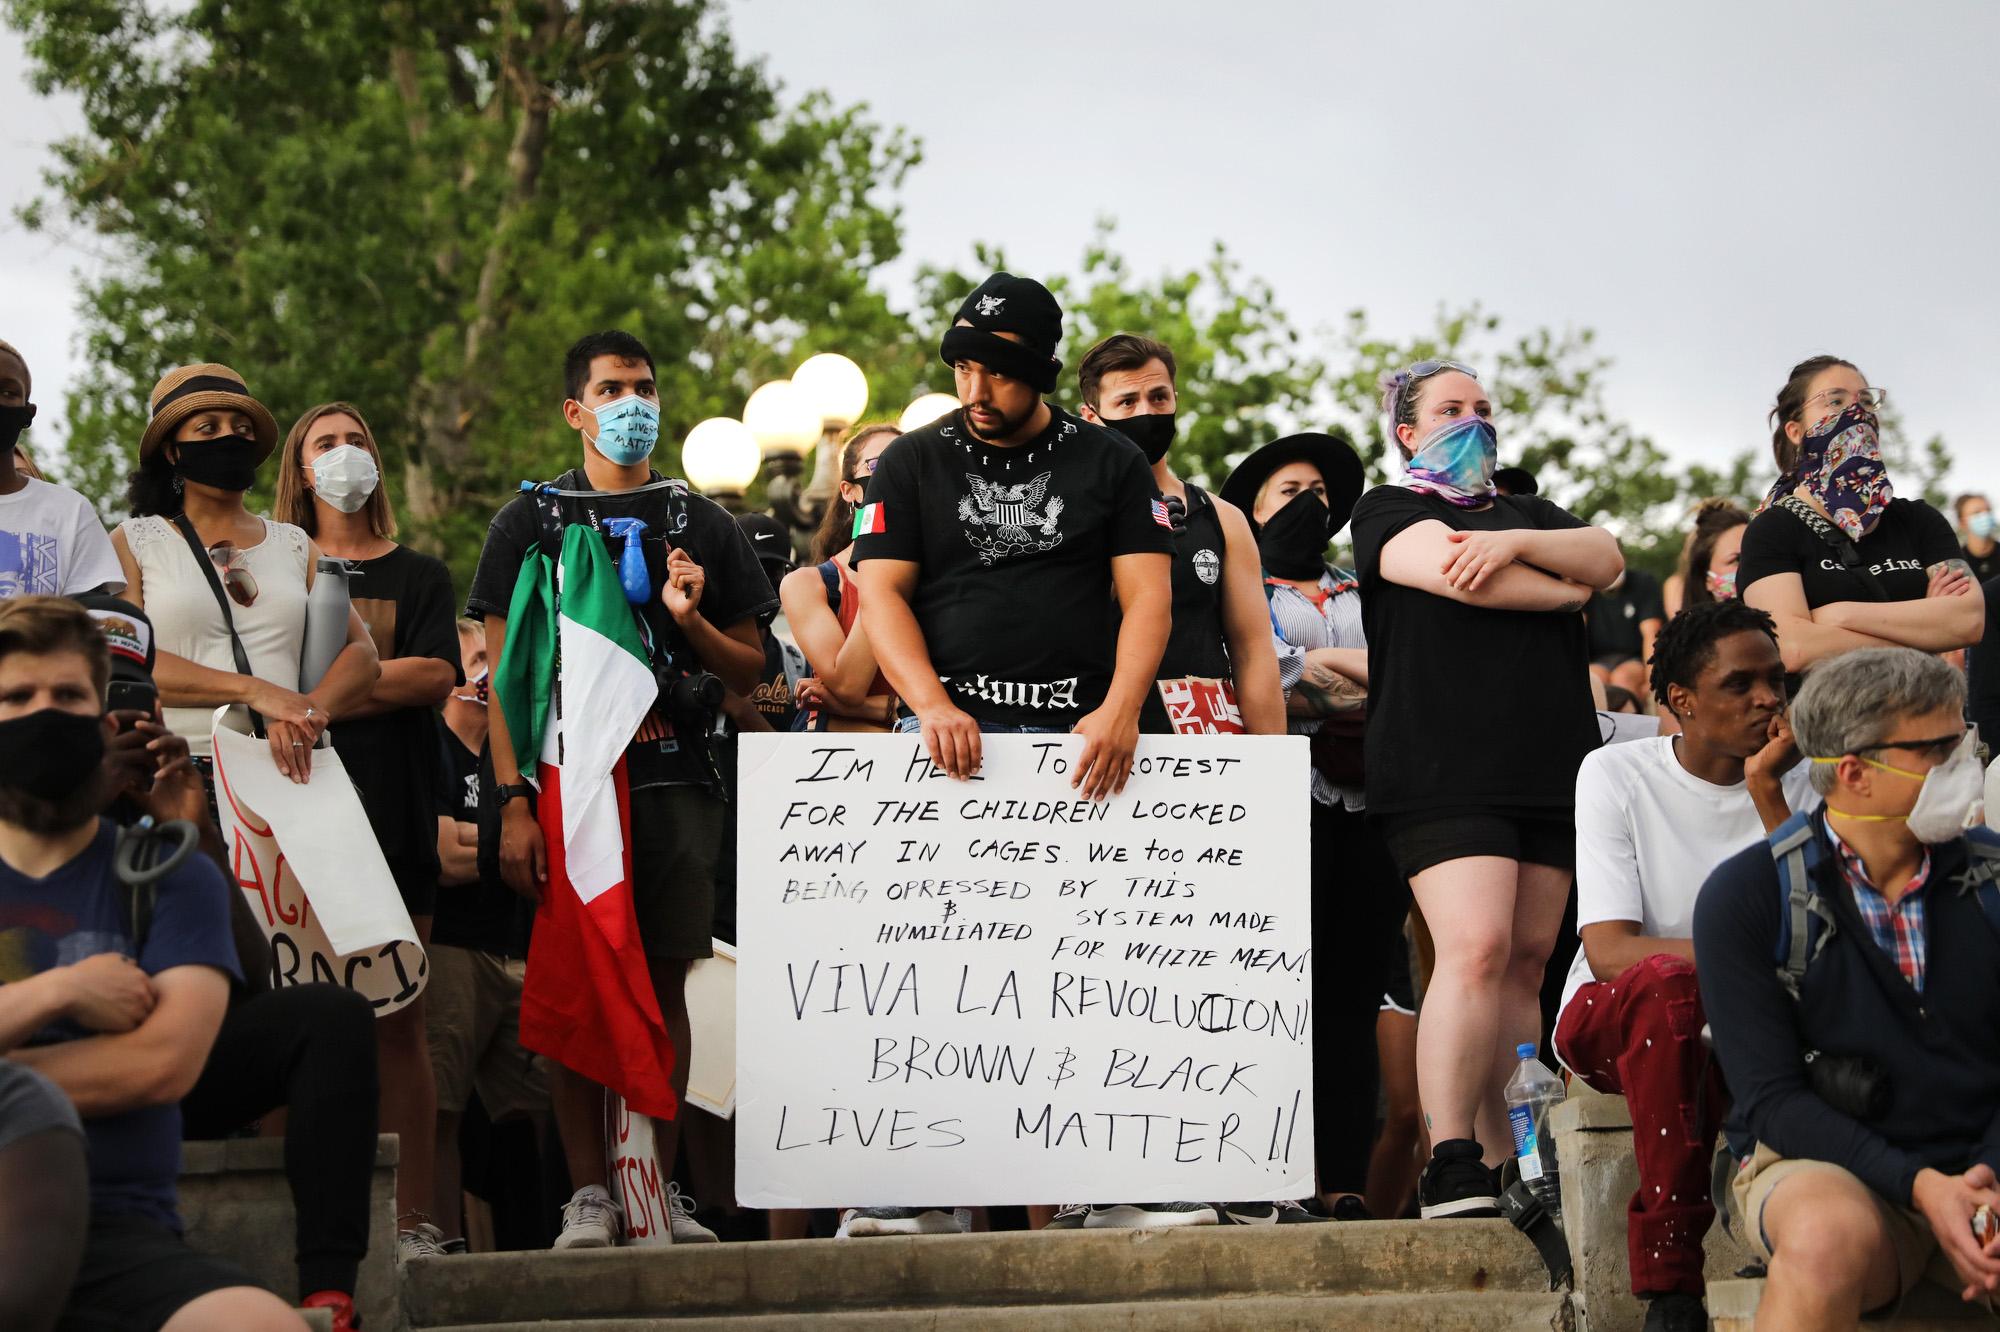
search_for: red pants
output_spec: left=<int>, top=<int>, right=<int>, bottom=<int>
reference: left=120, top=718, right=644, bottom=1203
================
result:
left=1554, top=954, right=1727, bottom=1297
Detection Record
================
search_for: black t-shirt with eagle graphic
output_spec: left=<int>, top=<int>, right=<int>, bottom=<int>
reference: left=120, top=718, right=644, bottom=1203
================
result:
left=853, top=406, right=1173, bottom=726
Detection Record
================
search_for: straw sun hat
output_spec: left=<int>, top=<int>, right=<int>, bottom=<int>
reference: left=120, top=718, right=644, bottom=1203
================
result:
left=136, top=363, right=279, bottom=463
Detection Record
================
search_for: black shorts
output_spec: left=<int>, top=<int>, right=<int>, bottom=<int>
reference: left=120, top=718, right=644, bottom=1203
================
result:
left=60, top=1213, right=262, bottom=1332
left=1374, top=808, right=1576, bottom=880
left=629, top=784, right=724, bottom=961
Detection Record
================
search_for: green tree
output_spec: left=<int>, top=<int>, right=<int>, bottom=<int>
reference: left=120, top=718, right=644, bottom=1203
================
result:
left=9, top=0, right=929, bottom=581
left=910, top=220, right=1327, bottom=488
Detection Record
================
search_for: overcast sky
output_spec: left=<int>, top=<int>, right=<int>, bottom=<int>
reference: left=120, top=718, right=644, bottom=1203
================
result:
left=5, top=0, right=1995, bottom=494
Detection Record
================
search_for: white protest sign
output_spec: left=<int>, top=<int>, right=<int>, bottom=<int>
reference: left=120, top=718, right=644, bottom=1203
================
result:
left=607, top=1094, right=672, bottom=1248
left=735, top=734, right=1314, bottom=1208
left=685, top=940, right=738, bottom=1118
left=211, top=709, right=426, bottom=1013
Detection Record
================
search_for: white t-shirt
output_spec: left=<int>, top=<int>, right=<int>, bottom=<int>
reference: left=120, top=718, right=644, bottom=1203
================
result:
left=0, top=478, right=124, bottom=598
left=1559, top=735, right=1817, bottom=1022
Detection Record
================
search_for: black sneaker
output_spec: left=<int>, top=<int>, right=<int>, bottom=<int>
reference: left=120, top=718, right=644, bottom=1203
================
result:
left=1641, top=1292, right=1706, bottom=1332
left=1085, top=1202, right=1218, bottom=1229
left=1419, top=1139, right=1500, bottom=1219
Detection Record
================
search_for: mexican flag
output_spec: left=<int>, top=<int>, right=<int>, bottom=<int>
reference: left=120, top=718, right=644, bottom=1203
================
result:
left=499, top=524, right=678, bottom=1120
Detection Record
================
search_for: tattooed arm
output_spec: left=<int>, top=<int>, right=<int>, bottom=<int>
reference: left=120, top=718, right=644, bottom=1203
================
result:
left=1290, top=656, right=1369, bottom=718
left=1380, top=519, right=1595, bottom=613
left=1813, top=561, right=1984, bottom=651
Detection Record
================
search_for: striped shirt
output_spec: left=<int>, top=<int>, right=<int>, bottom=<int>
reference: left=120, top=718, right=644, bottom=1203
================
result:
left=1267, top=566, right=1366, bottom=810
left=1828, top=824, right=1932, bottom=993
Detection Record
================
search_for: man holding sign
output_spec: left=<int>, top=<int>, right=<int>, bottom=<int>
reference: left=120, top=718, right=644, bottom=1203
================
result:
left=855, top=272, right=1174, bottom=798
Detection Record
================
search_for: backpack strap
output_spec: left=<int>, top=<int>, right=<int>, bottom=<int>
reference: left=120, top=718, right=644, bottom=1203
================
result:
left=818, top=560, right=842, bottom=616
left=170, top=513, right=266, bottom=739
left=1768, top=810, right=1837, bottom=999
left=1952, top=826, right=2000, bottom=940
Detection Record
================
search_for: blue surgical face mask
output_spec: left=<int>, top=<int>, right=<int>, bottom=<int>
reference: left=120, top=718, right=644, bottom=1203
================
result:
left=1970, top=511, right=1996, bottom=540
left=587, top=394, right=660, bottom=465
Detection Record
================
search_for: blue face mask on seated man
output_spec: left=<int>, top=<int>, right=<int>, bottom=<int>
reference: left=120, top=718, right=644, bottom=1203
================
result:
left=588, top=395, right=661, bottom=466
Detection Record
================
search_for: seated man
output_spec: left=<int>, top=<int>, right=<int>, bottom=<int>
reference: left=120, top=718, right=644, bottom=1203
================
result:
left=1554, top=600, right=1809, bottom=1332
left=0, top=595, right=302, bottom=1331
left=1696, top=647, right=2000, bottom=1330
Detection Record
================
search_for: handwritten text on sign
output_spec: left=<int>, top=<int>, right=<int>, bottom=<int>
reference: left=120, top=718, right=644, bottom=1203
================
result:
left=735, top=734, right=1314, bottom=1207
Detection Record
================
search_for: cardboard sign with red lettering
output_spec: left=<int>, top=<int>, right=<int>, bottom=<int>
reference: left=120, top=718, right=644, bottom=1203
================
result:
left=608, top=1094, right=671, bottom=1247
left=211, top=709, right=425, bottom=1013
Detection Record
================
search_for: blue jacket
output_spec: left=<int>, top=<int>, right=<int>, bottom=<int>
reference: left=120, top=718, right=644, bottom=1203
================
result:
left=1694, top=809, right=2000, bottom=1206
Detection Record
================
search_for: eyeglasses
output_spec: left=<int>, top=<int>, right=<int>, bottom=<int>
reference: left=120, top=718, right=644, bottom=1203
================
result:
left=848, top=455, right=881, bottom=482
left=207, top=543, right=258, bottom=608
left=1404, top=358, right=1478, bottom=383
left=1803, top=386, right=1888, bottom=415
left=1853, top=730, right=1963, bottom=766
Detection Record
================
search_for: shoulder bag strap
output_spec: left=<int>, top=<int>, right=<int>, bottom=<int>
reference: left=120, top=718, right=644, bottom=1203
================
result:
left=170, top=513, right=266, bottom=737
left=1774, top=496, right=1891, bottom=602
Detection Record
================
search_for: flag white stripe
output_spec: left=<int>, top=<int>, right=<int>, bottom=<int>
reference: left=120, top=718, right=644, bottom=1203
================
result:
left=557, top=611, right=656, bottom=905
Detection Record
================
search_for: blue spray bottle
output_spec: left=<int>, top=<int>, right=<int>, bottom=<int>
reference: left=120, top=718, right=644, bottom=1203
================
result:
left=602, top=517, right=651, bottom=605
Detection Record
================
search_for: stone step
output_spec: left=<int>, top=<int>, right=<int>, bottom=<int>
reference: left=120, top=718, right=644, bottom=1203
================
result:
left=421, top=1290, right=1573, bottom=1332
left=179, top=1133, right=400, bottom=1332
left=1707, top=1277, right=1993, bottom=1330
left=402, top=1222, right=1555, bottom=1327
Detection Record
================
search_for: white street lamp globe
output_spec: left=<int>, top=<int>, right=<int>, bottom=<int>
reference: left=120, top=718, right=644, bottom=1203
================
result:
left=791, top=352, right=869, bottom=430
left=681, top=417, right=762, bottom=494
left=742, top=380, right=822, bottom=460
left=898, top=393, right=960, bottom=433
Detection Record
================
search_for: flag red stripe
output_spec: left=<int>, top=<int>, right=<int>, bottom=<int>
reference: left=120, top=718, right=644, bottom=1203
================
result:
left=518, top=758, right=680, bottom=1120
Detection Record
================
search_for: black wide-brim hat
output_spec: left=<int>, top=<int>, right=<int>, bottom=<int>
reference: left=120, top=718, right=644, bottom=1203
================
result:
left=1219, top=430, right=1365, bottom=535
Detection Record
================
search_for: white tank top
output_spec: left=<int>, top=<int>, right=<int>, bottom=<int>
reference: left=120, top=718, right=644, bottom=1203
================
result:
left=119, top=515, right=311, bottom=757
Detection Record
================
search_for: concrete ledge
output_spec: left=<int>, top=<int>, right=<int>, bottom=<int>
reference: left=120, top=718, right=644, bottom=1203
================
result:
left=418, top=1291, right=1572, bottom=1332
left=1709, top=1277, right=1995, bottom=1330
left=180, top=1132, right=398, bottom=1332
left=402, top=1223, right=1554, bottom=1328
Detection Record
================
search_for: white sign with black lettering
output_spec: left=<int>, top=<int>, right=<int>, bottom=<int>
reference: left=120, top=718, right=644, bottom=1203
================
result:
left=735, top=734, right=1314, bottom=1208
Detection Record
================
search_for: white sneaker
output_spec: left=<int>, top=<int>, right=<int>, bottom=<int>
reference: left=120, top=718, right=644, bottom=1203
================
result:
left=554, top=1185, right=624, bottom=1249
left=836, top=1207, right=970, bottom=1237
left=1085, top=1202, right=1219, bottom=1229
left=397, top=1222, right=449, bottom=1262
left=667, top=1182, right=718, bottom=1244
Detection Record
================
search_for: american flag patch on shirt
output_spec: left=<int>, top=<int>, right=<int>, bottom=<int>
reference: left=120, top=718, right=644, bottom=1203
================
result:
left=1150, top=498, right=1173, bottom=529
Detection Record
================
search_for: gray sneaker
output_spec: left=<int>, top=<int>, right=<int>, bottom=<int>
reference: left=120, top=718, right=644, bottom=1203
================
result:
left=666, top=1182, right=718, bottom=1244
left=554, top=1186, right=624, bottom=1249
left=1085, top=1202, right=1218, bottom=1229
left=837, top=1207, right=969, bottom=1237
left=397, top=1222, right=449, bottom=1261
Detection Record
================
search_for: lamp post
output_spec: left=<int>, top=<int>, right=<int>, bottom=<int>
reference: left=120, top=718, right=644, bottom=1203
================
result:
left=743, top=379, right=825, bottom=554
left=681, top=417, right=762, bottom=513
left=792, top=353, right=871, bottom=552
left=898, top=393, right=960, bottom=433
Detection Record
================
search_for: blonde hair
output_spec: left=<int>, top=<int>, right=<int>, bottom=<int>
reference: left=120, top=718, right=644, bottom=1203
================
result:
left=274, top=402, right=398, bottom=539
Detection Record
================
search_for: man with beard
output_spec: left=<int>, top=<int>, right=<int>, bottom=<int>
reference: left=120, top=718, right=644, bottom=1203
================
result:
left=855, top=274, right=1174, bottom=800
left=1552, top=600, right=1809, bottom=1332
left=0, top=596, right=301, bottom=1331
left=1077, top=332, right=1283, bottom=737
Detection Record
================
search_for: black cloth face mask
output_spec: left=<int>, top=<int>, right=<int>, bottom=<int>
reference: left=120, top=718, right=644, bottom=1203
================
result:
left=1257, top=489, right=1332, bottom=579
left=1102, top=411, right=1176, bottom=464
left=0, top=708, right=107, bottom=802
left=173, top=435, right=261, bottom=492
left=0, top=402, right=34, bottom=452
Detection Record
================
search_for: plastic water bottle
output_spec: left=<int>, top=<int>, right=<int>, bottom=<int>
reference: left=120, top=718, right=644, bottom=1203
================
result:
left=1504, top=1041, right=1565, bottom=1215
left=602, top=517, right=650, bottom=604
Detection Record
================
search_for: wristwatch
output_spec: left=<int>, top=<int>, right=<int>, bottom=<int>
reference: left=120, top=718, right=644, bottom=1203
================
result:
left=496, top=783, right=534, bottom=807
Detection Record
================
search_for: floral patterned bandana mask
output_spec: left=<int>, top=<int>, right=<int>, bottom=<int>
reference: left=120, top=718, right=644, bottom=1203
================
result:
left=1401, top=416, right=1498, bottom=508
left=1770, top=401, right=1892, bottom=541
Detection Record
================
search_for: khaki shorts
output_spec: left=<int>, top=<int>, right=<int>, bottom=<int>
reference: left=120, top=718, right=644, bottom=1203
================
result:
left=426, top=943, right=548, bottom=1122
left=1732, top=1143, right=1961, bottom=1299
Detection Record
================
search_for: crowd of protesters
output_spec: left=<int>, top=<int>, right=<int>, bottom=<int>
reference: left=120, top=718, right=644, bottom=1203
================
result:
left=0, top=275, right=1996, bottom=1332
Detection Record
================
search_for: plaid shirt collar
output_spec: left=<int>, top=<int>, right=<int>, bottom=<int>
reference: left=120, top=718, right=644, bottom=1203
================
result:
left=1825, top=820, right=1932, bottom=993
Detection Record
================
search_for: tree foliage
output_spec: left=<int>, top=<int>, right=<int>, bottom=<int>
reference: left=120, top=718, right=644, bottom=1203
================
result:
left=10, top=0, right=926, bottom=578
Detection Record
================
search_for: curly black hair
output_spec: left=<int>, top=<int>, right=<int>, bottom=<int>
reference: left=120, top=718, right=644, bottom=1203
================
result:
left=1649, top=598, right=1780, bottom=715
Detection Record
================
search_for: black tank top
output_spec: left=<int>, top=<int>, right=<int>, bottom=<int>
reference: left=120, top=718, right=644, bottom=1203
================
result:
left=1158, top=483, right=1234, bottom=681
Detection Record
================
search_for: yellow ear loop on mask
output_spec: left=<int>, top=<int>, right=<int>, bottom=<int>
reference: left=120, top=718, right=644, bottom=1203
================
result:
left=1810, top=754, right=1923, bottom=823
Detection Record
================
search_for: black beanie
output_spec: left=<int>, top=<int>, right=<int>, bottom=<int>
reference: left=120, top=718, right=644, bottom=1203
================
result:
left=938, top=271, right=1063, bottom=394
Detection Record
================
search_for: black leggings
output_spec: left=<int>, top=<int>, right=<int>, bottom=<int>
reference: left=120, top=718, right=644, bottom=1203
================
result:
left=1311, top=801, right=1412, bottom=1196
left=180, top=984, right=379, bottom=1298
